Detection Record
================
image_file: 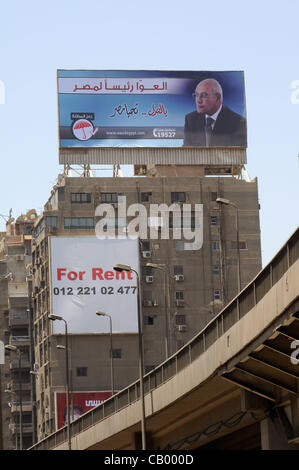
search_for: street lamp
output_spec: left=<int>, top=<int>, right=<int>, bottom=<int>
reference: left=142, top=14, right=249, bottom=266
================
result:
left=56, top=344, right=74, bottom=423
left=96, top=311, right=114, bottom=396
left=48, top=314, right=71, bottom=450
left=113, top=264, right=146, bottom=450
left=5, top=344, right=23, bottom=450
left=216, top=198, right=241, bottom=294
left=146, top=263, right=171, bottom=358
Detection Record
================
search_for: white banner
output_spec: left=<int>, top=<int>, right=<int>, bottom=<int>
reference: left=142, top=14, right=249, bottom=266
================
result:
left=50, top=237, right=139, bottom=334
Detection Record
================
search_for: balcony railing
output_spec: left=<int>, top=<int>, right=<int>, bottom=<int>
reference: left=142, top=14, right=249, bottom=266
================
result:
left=10, top=336, right=30, bottom=346
left=9, top=312, right=29, bottom=327
left=10, top=401, right=33, bottom=413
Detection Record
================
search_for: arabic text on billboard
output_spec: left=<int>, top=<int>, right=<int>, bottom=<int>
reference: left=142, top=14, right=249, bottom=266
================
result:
left=56, top=391, right=112, bottom=429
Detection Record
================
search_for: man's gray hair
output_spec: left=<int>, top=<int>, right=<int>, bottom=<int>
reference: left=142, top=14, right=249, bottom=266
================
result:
left=198, top=78, right=223, bottom=98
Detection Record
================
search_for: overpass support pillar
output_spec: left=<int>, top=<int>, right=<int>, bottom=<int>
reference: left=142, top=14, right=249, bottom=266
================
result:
left=260, top=410, right=299, bottom=450
left=291, top=397, right=299, bottom=437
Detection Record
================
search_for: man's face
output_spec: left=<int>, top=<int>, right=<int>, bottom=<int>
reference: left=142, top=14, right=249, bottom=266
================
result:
left=194, top=82, right=221, bottom=115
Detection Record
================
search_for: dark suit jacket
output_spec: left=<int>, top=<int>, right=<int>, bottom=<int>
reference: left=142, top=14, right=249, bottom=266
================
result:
left=183, top=106, right=247, bottom=147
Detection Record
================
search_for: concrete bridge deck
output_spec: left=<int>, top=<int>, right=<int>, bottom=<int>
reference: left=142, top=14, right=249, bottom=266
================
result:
left=31, top=227, right=299, bottom=450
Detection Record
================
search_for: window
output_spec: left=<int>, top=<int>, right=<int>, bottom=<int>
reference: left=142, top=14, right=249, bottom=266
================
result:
left=77, top=367, right=88, bottom=377
left=213, top=265, right=220, bottom=275
left=211, top=192, right=217, bottom=202
left=174, top=265, right=183, bottom=275
left=176, top=241, right=185, bottom=251
left=111, top=349, right=122, bottom=359
left=71, top=193, right=91, bottom=203
left=144, top=316, right=154, bottom=325
left=171, top=192, right=186, bottom=203
left=141, top=192, right=152, bottom=202
left=175, top=314, right=186, bottom=325
left=210, top=216, right=218, bottom=226
left=145, top=365, right=155, bottom=373
left=45, top=216, right=58, bottom=228
left=142, top=265, right=153, bottom=276
left=169, top=213, right=196, bottom=229
left=214, top=289, right=221, bottom=300
left=102, top=217, right=126, bottom=229
left=212, top=241, right=220, bottom=251
left=64, top=217, right=94, bottom=229
left=143, top=290, right=152, bottom=301
left=100, top=193, right=123, bottom=203
left=141, top=241, right=150, bottom=251
left=175, top=291, right=184, bottom=300
left=231, top=241, right=248, bottom=250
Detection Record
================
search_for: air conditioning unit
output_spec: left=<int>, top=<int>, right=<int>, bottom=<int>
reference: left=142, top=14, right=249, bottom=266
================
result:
left=145, top=276, right=153, bottom=283
left=177, top=325, right=187, bottom=332
left=143, top=300, right=152, bottom=307
left=16, top=255, right=25, bottom=261
left=175, top=299, right=185, bottom=307
left=142, top=251, right=151, bottom=258
left=48, top=227, right=57, bottom=233
left=174, top=274, right=184, bottom=282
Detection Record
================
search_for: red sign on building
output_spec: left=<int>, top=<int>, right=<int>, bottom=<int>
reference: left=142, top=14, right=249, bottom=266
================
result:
left=56, top=391, right=112, bottom=429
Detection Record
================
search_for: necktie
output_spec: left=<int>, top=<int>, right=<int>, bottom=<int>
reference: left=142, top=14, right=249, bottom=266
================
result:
left=205, top=117, right=214, bottom=147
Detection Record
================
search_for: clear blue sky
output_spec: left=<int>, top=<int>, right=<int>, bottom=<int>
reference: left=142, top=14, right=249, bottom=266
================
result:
left=0, top=0, right=298, bottom=266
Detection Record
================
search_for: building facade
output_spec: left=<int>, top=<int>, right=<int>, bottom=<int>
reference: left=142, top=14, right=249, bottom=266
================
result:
left=0, top=211, right=37, bottom=449
left=31, top=172, right=262, bottom=442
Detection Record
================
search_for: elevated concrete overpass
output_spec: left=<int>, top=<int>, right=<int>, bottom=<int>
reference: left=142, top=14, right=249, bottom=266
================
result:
left=31, top=228, right=299, bottom=450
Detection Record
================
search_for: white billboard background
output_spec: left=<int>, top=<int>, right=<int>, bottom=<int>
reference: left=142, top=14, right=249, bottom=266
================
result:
left=50, top=237, right=139, bottom=334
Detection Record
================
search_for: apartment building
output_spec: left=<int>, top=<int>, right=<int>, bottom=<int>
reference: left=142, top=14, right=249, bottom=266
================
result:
left=0, top=211, right=37, bottom=449
left=31, top=172, right=262, bottom=441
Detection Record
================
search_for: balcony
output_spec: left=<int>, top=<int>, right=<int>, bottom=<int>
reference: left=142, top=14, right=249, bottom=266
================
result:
left=10, top=422, right=33, bottom=435
left=9, top=312, right=29, bottom=327
left=10, top=336, right=30, bottom=347
left=10, top=401, right=32, bottom=413
left=8, top=283, right=29, bottom=307
left=11, top=382, right=32, bottom=392
left=10, top=358, right=31, bottom=370
left=6, top=235, right=24, bottom=246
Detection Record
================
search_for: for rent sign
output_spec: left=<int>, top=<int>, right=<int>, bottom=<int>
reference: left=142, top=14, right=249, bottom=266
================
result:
left=50, top=237, right=139, bottom=334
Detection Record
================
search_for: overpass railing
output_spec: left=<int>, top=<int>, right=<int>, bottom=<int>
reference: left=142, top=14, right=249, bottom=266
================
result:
left=31, top=227, right=299, bottom=450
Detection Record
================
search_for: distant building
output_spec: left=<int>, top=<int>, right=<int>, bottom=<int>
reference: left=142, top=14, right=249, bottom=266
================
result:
left=0, top=210, right=37, bottom=449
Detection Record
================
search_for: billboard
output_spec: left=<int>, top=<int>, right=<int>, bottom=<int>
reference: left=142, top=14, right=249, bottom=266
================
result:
left=57, top=70, right=247, bottom=150
left=55, top=391, right=112, bottom=429
left=50, top=237, right=139, bottom=334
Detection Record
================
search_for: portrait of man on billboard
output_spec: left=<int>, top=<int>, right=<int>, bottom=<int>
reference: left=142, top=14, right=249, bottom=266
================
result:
left=183, top=78, right=247, bottom=147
